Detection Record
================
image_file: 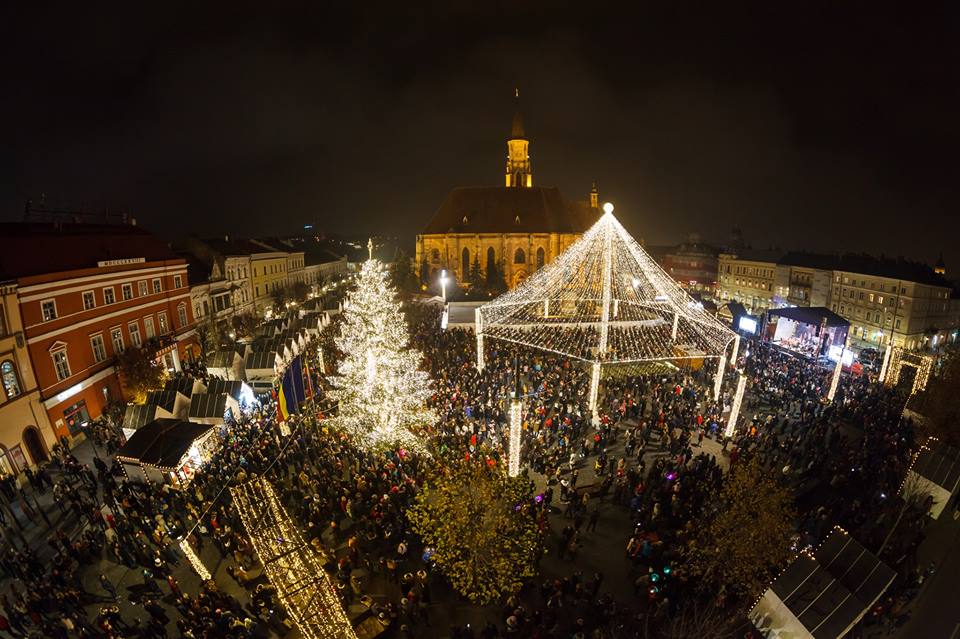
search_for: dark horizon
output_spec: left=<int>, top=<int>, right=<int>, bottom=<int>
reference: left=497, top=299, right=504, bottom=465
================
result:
left=3, top=3, right=958, bottom=271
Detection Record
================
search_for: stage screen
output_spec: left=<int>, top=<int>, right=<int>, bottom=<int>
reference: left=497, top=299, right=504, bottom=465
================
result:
left=738, top=316, right=758, bottom=334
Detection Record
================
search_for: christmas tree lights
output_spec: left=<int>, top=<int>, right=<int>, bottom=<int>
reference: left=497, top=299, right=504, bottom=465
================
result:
left=725, top=373, right=747, bottom=437
left=508, top=398, right=523, bottom=477
left=327, top=258, right=435, bottom=451
left=827, top=351, right=843, bottom=401
left=231, top=478, right=358, bottom=639
left=180, top=538, right=211, bottom=581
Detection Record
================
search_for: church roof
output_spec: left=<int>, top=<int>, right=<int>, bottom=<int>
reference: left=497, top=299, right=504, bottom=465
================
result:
left=421, top=186, right=598, bottom=235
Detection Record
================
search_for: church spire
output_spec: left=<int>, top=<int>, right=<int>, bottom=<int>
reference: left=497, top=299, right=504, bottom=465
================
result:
left=505, top=89, right=533, bottom=188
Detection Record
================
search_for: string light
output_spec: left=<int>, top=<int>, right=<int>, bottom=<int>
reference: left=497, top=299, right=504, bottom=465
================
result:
left=327, top=258, right=435, bottom=451
left=231, top=477, right=358, bottom=639
left=730, top=335, right=740, bottom=369
left=724, top=373, right=747, bottom=438
left=476, top=208, right=736, bottom=363
left=476, top=207, right=736, bottom=412
left=878, top=343, right=892, bottom=383
left=713, top=354, right=727, bottom=401
left=179, top=538, right=211, bottom=581
left=475, top=308, right=485, bottom=371
left=827, top=351, right=843, bottom=401
left=508, top=398, right=522, bottom=477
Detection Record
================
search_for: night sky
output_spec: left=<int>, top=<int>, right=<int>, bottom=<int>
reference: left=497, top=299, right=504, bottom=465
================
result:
left=2, top=3, right=958, bottom=270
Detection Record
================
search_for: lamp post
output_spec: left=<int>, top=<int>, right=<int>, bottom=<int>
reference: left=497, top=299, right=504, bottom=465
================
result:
left=440, top=269, right=449, bottom=303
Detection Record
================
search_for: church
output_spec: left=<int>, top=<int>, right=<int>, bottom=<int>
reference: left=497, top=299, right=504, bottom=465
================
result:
left=416, top=94, right=601, bottom=290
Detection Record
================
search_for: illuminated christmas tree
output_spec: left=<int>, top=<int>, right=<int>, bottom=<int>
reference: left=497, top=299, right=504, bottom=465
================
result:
left=327, top=258, right=435, bottom=450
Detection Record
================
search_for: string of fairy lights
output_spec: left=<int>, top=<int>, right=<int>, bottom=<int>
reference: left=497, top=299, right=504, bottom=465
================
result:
left=477, top=205, right=737, bottom=367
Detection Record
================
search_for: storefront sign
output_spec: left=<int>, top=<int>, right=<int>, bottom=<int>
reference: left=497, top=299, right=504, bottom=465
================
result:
left=97, top=257, right=145, bottom=267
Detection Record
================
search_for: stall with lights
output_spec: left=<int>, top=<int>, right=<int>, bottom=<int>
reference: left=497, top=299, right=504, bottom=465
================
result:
left=115, top=418, right=219, bottom=486
left=476, top=204, right=738, bottom=418
left=900, top=438, right=960, bottom=519
left=749, top=527, right=895, bottom=639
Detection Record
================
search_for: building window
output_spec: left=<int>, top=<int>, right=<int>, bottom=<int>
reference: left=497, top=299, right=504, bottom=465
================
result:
left=128, top=322, right=141, bottom=347
left=110, top=327, right=124, bottom=354
left=81, top=291, right=96, bottom=310
left=122, top=283, right=133, bottom=300
left=41, top=299, right=57, bottom=322
left=144, top=316, right=156, bottom=338
left=177, top=304, right=188, bottom=328
left=536, top=247, right=545, bottom=269
left=90, top=334, right=107, bottom=363
left=158, top=312, right=168, bottom=333
left=514, top=248, right=525, bottom=264
left=153, top=278, right=162, bottom=294
left=103, top=287, right=116, bottom=304
left=139, top=281, right=148, bottom=296
left=895, top=319, right=901, bottom=329
left=1, top=360, right=21, bottom=399
left=51, top=348, right=71, bottom=381
left=174, top=275, right=183, bottom=289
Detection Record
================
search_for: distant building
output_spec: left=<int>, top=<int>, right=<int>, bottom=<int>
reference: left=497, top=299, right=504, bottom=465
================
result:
left=718, top=249, right=959, bottom=351
left=660, top=234, right=720, bottom=295
left=416, top=93, right=600, bottom=290
left=0, top=223, right=199, bottom=444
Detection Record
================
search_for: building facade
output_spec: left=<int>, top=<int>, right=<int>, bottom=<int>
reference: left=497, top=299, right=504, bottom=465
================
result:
left=716, top=250, right=783, bottom=313
left=416, top=96, right=599, bottom=290
left=0, top=224, right=199, bottom=443
left=661, top=235, right=720, bottom=295
left=0, top=282, right=56, bottom=474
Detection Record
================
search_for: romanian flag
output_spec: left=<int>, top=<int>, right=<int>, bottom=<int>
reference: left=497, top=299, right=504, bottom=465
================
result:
left=278, top=365, right=299, bottom=421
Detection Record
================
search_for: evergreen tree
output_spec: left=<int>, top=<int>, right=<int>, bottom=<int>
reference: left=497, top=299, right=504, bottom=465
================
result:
left=468, top=255, right=484, bottom=292
left=327, top=258, right=435, bottom=450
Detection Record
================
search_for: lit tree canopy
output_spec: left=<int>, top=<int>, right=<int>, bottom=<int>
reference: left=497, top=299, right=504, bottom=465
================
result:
left=327, top=258, right=435, bottom=451
left=477, top=209, right=736, bottom=364
left=408, top=460, right=542, bottom=604
left=117, top=345, right=165, bottom=403
left=683, top=457, right=796, bottom=602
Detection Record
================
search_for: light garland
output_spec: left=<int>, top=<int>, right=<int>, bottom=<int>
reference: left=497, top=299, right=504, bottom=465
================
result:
left=476, top=207, right=736, bottom=368
left=231, top=478, right=358, bottom=639
left=327, top=258, right=435, bottom=451
left=713, top=353, right=727, bottom=401
left=827, top=351, right=843, bottom=401
left=724, top=373, right=747, bottom=437
left=730, top=335, right=740, bottom=369
left=589, top=362, right=601, bottom=418
left=180, top=538, right=211, bottom=581
left=878, top=343, right=892, bottom=383
left=508, top=398, right=523, bottom=477
left=475, top=308, right=485, bottom=371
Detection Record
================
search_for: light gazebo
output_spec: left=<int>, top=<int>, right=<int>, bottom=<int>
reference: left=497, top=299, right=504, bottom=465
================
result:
left=476, top=204, right=738, bottom=418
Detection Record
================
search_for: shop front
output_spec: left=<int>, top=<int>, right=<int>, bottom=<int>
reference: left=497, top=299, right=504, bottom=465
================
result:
left=43, top=367, right=123, bottom=442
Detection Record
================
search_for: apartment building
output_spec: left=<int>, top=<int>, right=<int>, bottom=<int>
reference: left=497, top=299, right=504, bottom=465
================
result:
left=659, top=235, right=720, bottom=295
left=717, top=250, right=958, bottom=351
left=0, top=223, right=199, bottom=442
left=716, top=250, right=783, bottom=313
left=0, top=281, right=56, bottom=473
left=180, top=237, right=255, bottom=325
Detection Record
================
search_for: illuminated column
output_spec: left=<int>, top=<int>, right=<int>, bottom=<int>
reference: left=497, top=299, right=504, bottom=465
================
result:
left=730, top=335, right=740, bottom=368
left=508, top=398, right=523, bottom=477
left=544, top=299, right=549, bottom=318
left=724, top=373, right=747, bottom=438
left=613, top=299, right=619, bottom=318
left=180, top=538, right=211, bottom=581
left=827, top=350, right=843, bottom=401
left=713, top=353, right=727, bottom=401
left=475, top=308, right=485, bottom=371
left=589, top=362, right=601, bottom=417
left=592, top=204, right=614, bottom=420
left=913, top=356, right=932, bottom=395
left=878, top=344, right=892, bottom=383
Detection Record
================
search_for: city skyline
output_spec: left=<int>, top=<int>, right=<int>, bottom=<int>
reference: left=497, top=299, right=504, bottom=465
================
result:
left=2, top=3, right=957, bottom=270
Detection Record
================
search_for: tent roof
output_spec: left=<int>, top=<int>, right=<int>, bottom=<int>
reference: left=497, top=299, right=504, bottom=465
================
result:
left=756, top=529, right=895, bottom=639
left=123, top=403, right=158, bottom=430
left=145, top=389, right=183, bottom=412
left=205, top=378, right=244, bottom=400
left=209, top=350, right=240, bottom=368
left=913, top=442, right=960, bottom=492
left=768, top=306, right=850, bottom=328
left=245, top=351, right=277, bottom=370
left=117, top=418, right=214, bottom=469
left=188, top=393, right=228, bottom=419
left=477, top=211, right=736, bottom=363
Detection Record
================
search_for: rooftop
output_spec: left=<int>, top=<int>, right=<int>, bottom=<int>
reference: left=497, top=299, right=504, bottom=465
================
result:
left=0, top=222, right=178, bottom=280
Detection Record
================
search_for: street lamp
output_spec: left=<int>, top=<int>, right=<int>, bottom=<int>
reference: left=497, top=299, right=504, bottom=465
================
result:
left=440, top=269, right=449, bottom=303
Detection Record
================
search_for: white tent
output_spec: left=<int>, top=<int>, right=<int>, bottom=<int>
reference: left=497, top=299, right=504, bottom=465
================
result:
left=901, top=439, right=960, bottom=519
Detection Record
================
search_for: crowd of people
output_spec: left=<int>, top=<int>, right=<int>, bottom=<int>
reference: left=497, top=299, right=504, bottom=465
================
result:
left=0, top=301, right=939, bottom=638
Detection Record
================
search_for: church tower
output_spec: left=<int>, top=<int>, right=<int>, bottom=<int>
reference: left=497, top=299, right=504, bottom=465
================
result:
left=505, top=89, right=533, bottom=188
